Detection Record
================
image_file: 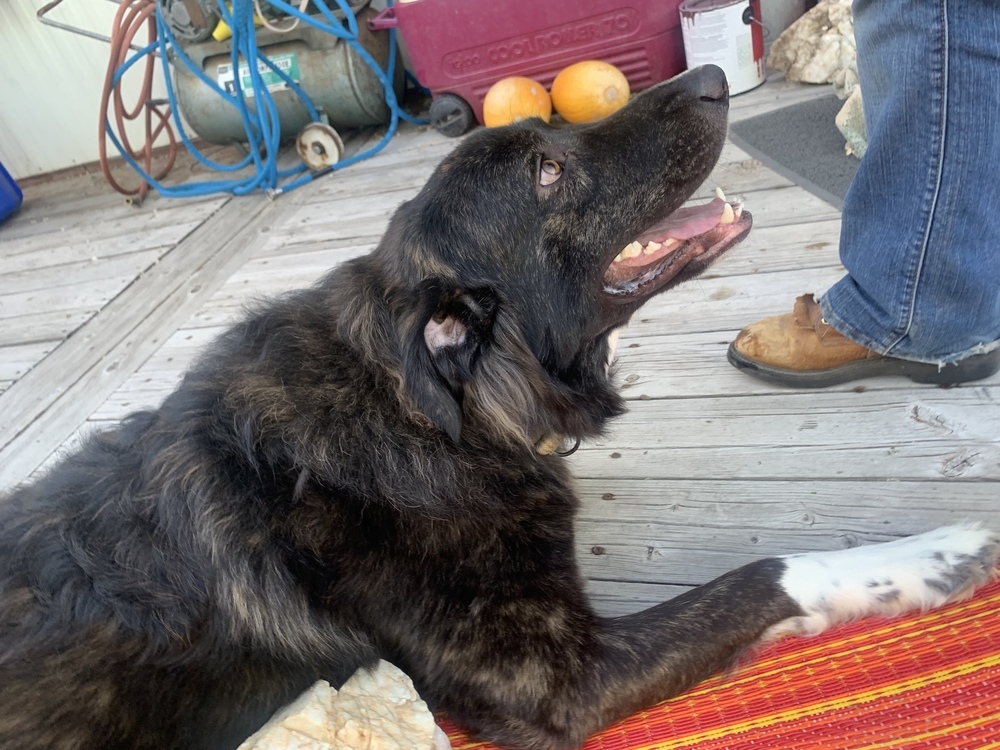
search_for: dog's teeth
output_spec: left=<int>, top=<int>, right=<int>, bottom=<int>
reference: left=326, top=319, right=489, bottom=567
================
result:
left=720, top=202, right=735, bottom=224
left=613, top=251, right=625, bottom=263
left=643, top=240, right=662, bottom=255
left=733, top=202, right=743, bottom=218
left=622, top=241, right=643, bottom=259
left=715, top=187, right=726, bottom=202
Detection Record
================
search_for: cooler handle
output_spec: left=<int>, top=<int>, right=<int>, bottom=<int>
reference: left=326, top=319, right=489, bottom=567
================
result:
left=367, top=7, right=398, bottom=31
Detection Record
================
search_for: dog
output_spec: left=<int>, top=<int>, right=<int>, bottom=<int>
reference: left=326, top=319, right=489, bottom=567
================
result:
left=1, top=64, right=998, bottom=750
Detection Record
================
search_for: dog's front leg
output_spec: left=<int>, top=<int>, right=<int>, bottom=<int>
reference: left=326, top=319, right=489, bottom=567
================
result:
left=432, top=524, right=998, bottom=749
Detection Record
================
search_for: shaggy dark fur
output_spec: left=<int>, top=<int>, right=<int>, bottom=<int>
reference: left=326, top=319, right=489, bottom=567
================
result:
left=0, top=65, right=803, bottom=750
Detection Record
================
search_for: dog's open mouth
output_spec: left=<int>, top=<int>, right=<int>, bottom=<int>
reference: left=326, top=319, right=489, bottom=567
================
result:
left=602, top=190, right=752, bottom=300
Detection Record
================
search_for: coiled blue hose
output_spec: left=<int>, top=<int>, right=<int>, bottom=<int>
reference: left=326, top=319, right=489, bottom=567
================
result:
left=104, top=0, right=426, bottom=198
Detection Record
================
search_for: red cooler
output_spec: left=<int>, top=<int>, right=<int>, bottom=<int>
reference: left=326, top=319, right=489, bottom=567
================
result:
left=369, top=0, right=687, bottom=135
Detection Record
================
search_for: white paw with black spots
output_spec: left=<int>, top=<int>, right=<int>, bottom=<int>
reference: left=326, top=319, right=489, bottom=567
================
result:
left=765, top=523, right=999, bottom=640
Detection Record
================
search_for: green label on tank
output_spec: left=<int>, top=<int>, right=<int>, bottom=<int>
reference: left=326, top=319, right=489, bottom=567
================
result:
left=217, top=53, right=299, bottom=98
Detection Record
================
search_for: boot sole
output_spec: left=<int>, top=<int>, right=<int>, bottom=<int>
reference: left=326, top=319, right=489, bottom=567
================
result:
left=726, top=344, right=1000, bottom=388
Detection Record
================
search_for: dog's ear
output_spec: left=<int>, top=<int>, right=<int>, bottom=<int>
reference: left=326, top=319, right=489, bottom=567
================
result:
left=401, top=281, right=498, bottom=444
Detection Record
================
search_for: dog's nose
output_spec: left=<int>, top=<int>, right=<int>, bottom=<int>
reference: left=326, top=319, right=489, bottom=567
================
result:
left=685, top=64, right=730, bottom=103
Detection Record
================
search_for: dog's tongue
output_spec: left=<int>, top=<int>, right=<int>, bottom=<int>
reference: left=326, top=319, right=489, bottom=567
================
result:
left=642, top=197, right=727, bottom=242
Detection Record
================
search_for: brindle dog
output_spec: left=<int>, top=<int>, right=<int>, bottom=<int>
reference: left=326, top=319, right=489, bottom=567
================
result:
left=1, top=65, right=997, bottom=750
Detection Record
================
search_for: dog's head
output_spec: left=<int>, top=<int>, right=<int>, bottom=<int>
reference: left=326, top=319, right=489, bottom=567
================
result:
left=368, top=66, right=751, bottom=448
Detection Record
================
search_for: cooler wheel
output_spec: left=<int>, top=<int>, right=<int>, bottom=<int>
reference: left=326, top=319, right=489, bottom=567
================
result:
left=429, top=94, right=475, bottom=137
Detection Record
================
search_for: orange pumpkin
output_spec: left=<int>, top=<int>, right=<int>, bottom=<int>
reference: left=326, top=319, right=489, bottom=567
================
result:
left=482, top=77, right=552, bottom=127
left=551, top=61, right=630, bottom=124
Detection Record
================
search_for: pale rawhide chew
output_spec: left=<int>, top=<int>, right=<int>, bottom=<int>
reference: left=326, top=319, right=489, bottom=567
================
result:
left=238, top=660, right=452, bottom=750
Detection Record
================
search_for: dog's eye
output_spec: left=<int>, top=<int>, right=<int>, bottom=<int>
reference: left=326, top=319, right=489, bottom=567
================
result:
left=539, top=159, right=563, bottom=186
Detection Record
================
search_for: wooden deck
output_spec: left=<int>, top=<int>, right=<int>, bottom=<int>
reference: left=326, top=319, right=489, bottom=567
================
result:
left=2, top=76, right=998, bottom=616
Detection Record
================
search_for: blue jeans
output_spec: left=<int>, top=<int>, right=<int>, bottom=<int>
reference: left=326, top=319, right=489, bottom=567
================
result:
left=819, top=0, right=1000, bottom=363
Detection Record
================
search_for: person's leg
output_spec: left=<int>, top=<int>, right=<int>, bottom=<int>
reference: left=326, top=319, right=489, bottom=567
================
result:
left=825, top=0, right=1000, bottom=361
left=729, top=0, right=1000, bottom=386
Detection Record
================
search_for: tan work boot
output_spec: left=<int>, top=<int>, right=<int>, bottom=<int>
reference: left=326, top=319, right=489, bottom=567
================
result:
left=727, top=294, right=1000, bottom=387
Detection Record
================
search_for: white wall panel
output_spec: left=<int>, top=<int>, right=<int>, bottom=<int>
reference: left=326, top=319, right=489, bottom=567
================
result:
left=0, top=0, right=175, bottom=178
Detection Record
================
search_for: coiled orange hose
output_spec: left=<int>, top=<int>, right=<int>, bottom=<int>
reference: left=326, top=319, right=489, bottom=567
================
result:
left=99, top=0, right=177, bottom=202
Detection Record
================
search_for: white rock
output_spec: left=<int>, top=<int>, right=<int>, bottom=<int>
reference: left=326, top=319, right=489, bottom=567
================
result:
left=237, top=681, right=339, bottom=750
left=767, top=0, right=856, bottom=89
left=832, top=64, right=859, bottom=100
left=238, top=661, right=452, bottom=750
left=331, top=661, right=448, bottom=750
left=836, top=86, right=868, bottom=159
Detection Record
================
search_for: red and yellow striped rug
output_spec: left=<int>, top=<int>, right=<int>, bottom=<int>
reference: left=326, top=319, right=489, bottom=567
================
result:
left=442, top=579, right=1000, bottom=749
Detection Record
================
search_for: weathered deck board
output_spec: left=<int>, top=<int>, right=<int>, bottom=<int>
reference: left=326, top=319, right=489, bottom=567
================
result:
left=586, top=580, right=691, bottom=617
left=0, top=196, right=225, bottom=258
left=0, top=341, right=56, bottom=384
left=0, top=195, right=229, bottom=384
left=567, top=388, right=1000, bottom=481
left=3, top=74, right=998, bottom=619
left=575, top=478, right=1000, bottom=527
left=0, top=247, right=165, bottom=297
left=0, top=193, right=297, bottom=486
left=0, top=310, right=96, bottom=349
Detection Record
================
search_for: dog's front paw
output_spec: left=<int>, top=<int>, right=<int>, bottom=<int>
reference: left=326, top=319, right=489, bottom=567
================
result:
left=766, top=523, right=999, bottom=639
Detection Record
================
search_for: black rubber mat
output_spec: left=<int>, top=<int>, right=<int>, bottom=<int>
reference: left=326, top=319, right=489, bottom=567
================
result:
left=729, top=93, right=859, bottom=210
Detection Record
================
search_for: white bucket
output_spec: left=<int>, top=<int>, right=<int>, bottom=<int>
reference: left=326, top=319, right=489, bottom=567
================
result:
left=680, top=0, right=765, bottom=95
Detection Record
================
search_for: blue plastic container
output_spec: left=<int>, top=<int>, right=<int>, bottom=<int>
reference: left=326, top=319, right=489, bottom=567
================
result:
left=0, top=161, right=24, bottom=223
